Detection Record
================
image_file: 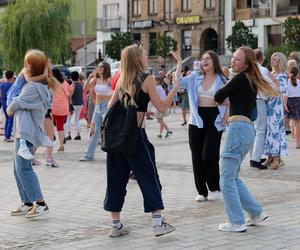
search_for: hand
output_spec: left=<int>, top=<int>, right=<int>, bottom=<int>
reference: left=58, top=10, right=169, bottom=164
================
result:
left=6, top=107, right=14, bottom=117
left=171, top=51, right=182, bottom=64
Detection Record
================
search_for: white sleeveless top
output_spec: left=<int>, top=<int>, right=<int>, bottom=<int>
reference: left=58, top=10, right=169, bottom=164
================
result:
left=197, top=81, right=216, bottom=98
left=94, top=83, right=111, bottom=96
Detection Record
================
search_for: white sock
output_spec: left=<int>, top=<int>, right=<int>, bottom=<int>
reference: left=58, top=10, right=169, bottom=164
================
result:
left=19, top=138, right=28, bottom=149
left=112, top=219, right=122, bottom=229
left=152, top=213, right=162, bottom=226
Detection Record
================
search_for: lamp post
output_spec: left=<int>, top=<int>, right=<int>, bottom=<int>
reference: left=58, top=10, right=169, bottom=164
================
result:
left=83, top=0, right=87, bottom=77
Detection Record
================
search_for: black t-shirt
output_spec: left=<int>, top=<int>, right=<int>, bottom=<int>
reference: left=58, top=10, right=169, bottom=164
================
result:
left=72, top=82, right=83, bottom=106
left=214, top=72, right=257, bottom=119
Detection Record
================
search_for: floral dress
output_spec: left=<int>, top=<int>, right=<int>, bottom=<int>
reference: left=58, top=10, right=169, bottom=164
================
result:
left=264, top=72, right=288, bottom=157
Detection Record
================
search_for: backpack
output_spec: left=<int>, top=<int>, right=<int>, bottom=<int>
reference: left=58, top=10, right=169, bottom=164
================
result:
left=100, top=75, right=146, bottom=156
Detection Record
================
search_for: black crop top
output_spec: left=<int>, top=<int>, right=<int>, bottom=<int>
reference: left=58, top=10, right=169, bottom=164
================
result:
left=134, top=73, right=150, bottom=112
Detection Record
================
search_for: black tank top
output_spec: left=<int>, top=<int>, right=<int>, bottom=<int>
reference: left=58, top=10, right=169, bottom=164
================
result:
left=134, top=73, right=150, bottom=112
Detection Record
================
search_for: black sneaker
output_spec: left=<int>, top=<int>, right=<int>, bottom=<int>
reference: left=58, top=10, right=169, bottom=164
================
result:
left=74, top=135, right=81, bottom=140
left=165, top=131, right=173, bottom=138
left=250, top=160, right=268, bottom=170
left=260, top=158, right=266, bottom=163
left=65, top=135, right=72, bottom=141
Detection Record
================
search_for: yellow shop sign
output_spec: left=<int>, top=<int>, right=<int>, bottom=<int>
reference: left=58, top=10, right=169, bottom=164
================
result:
left=175, top=15, right=200, bottom=25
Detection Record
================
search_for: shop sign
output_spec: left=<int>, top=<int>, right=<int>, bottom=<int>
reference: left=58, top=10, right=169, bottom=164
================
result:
left=132, top=20, right=153, bottom=29
left=175, top=15, right=200, bottom=25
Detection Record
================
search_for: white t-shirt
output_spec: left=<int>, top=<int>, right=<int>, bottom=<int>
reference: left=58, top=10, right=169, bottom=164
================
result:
left=287, top=79, right=300, bottom=97
left=156, top=85, right=166, bottom=100
left=257, top=64, right=270, bottom=100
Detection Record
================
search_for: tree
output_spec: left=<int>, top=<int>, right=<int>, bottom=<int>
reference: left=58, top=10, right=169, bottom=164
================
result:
left=226, top=20, right=257, bottom=53
left=154, top=34, right=177, bottom=58
left=105, top=32, right=132, bottom=60
left=0, top=0, right=71, bottom=72
left=282, top=17, right=300, bottom=54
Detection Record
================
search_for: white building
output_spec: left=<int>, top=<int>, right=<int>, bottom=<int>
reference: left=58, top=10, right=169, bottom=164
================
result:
left=225, top=0, right=300, bottom=54
left=97, top=0, right=128, bottom=60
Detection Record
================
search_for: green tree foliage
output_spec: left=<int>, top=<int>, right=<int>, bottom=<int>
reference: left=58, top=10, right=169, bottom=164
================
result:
left=226, top=20, right=257, bottom=53
left=105, top=32, right=132, bottom=60
left=0, top=0, right=71, bottom=72
left=282, top=17, right=300, bottom=53
left=154, top=34, right=177, bottom=58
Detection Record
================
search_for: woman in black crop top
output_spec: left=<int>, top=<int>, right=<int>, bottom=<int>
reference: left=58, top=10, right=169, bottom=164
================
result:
left=214, top=46, right=278, bottom=233
left=103, top=44, right=180, bottom=237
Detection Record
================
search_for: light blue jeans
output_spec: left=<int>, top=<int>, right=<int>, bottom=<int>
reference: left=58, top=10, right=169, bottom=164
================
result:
left=220, top=121, right=263, bottom=225
left=14, top=139, right=43, bottom=203
left=83, top=101, right=108, bottom=160
left=250, top=99, right=267, bottom=162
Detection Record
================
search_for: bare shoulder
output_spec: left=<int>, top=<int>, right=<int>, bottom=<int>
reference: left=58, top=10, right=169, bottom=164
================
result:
left=141, top=74, right=155, bottom=92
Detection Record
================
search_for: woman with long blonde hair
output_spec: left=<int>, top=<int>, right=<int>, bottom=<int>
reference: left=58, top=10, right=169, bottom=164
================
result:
left=104, top=44, right=179, bottom=237
left=263, top=52, right=288, bottom=169
left=7, top=49, right=55, bottom=218
left=214, top=46, right=278, bottom=232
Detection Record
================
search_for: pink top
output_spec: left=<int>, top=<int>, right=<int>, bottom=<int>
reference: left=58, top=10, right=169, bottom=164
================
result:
left=51, top=82, right=70, bottom=116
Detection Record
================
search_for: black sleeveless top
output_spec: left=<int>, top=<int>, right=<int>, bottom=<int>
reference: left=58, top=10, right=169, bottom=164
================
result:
left=134, top=73, right=150, bottom=112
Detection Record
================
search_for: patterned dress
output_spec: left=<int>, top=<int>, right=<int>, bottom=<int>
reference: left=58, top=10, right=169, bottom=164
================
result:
left=264, top=72, right=288, bottom=157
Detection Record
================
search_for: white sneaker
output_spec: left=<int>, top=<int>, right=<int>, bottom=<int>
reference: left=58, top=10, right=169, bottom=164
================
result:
left=11, top=204, right=33, bottom=216
left=18, top=146, right=34, bottom=160
left=153, top=221, right=176, bottom=237
left=109, top=225, right=129, bottom=238
left=42, top=135, right=55, bottom=147
left=195, top=194, right=208, bottom=202
left=245, top=212, right=268, bottom=226
left=218, top=222, right=247, bottom=232
left=25, top=203, right=49, bottom=218
left=208, top=191, right=223, bottom=200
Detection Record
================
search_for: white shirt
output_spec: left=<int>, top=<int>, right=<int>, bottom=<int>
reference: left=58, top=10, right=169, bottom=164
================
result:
left=257, top=64, right=271, bottom=100
left=156, top=85, right=166, bottom=100
left=287, top=79, right=300, bottom=97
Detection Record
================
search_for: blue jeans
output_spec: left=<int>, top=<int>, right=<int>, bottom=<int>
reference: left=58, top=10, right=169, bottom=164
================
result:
left=220, top=121, right=262, bottom=225
left=83, top=101, right=108, bottom=160
left=14, top=139, right=44, bottom=203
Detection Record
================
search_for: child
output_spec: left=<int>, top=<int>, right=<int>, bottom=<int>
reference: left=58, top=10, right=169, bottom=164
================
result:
left=6, top=68, right=53, bottom=160
left=155, top=76, right=172, bottom=138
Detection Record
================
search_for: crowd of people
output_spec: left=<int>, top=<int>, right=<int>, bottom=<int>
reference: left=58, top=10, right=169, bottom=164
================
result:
left=0, top=46, right=300, bottom=237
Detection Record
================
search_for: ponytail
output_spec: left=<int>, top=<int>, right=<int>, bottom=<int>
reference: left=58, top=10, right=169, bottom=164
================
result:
left=289, top=66, right=298, bottom=87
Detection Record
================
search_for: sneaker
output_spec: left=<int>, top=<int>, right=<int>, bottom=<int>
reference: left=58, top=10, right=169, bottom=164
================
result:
left=165, top=131, right=173, bottom=138
left=181, top=122, right=187, bottom=126
left=74, top=135, right=81, bottom=140
left=57, top=146, right=64, bottom=152
left=218, top=222, right=247, bottom=232
left=208, top=191, right=222, bottom=200
left=32, top=159, right=41, bottom=166
left=18, top=146, right=34, bottom=160
left=250, top=160, right=268, bottom=170
left=11, top=204, right=33, bottom=216
left=45, top=159, right=60, bottom=167
left=4, top=138, right=14, bottom=142
left=157, top=134, right=162, bottom=138
left=195, top=194, right=208, bottom=202
left=42, top=135, right=55, bottom=147
left=109, top=225, right=129, bottom=238
left=153, top=221, right=176, bottom=237
left=245, top=212, right=268, bottom=226
left=65, top=135, right=72, bottom=141
left=25, top=203, right=49, bottom=218
left=79, top=156, right=94, bottom=162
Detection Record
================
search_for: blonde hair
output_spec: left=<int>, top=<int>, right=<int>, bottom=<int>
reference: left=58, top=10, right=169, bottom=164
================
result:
left=271, top=52, right=287, bottom=74
left=287, top=59, right=297, bottom=72
left=24, top=49, right=57, bottom=91
left=238, top=46, right=279, bottom=97
left=119, top=44, right=145, bottom=105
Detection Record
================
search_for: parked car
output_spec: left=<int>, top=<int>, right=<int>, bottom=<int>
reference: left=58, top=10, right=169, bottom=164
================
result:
left=52, top=64, right=71, bottom=79
left=68, top=66, right=95, bottom=78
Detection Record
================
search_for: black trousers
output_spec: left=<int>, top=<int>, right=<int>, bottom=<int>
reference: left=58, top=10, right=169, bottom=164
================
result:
left=188, top=107, right=222, bottom=197
left=104, top=129, right=164, bottom=213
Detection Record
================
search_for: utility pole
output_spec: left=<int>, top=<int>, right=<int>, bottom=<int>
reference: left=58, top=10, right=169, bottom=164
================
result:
left=83, top=0, right=87, bottom=77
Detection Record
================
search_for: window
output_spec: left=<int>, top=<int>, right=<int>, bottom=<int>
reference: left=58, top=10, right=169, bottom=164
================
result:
left=133, top=0, right=141, bottom=16
left=205, top=0, right=215, bottom=9
left=149, top=32, right=157, bottom=56
left=182, top=0, right=191, bottom=11
left=165, top=0, right=174, bottom=20
left=103, top=4, right=119, bottom=28
left=149, top=0, right=157, bottom=15
left=133, top=33, right=141, bottom=44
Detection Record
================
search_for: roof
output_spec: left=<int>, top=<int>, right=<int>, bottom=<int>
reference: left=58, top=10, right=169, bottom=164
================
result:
left=70, top=37, right=96, bottom=51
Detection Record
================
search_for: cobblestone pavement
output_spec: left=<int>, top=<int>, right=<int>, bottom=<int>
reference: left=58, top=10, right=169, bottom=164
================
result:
left=1, top=113, right=300, bottom=249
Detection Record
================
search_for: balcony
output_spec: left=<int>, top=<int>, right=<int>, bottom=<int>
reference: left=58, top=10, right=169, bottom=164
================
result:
left=234, top=8, right=271, bottom=20
left=97, top=17, right=121, bottom=31
left=276, top=5, right=299, bottom=16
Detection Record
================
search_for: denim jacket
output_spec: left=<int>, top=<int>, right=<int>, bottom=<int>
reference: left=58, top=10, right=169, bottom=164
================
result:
left=178, top=71, right=227, bottom=131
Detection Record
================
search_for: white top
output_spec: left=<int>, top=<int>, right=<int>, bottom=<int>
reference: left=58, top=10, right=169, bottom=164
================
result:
left=257, top=64, right=270, bottom=100
left=94, top=83, right=111, bottom=96
left=287, top=79, right=300, bottom=97
left=197, top=80, right=216, bottom=98
left=156, top=85, right=166, bottom=100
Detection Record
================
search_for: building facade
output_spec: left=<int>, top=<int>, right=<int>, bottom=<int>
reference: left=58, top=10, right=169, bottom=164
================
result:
left=128, top=0, right=225, bottom=59
left=97, top=0, right=128, bottom=58
left=225, top=0, right=300, bottom=54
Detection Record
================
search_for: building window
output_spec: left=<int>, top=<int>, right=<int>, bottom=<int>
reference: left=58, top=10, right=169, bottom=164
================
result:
left=182, top=0, right=191, bottom=11
left=149, top=0, right=157, bottom=15
left=133, top=0, right=141, bottom=16
left=103, top=4, right=119, bottom=28
left=133, top=33, right=141, bottom=44
left=205, top=0, right=215, bottom=9
left=165, top=0, right=174, bottom=20
left=149, top=32, right=157, bottom=56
